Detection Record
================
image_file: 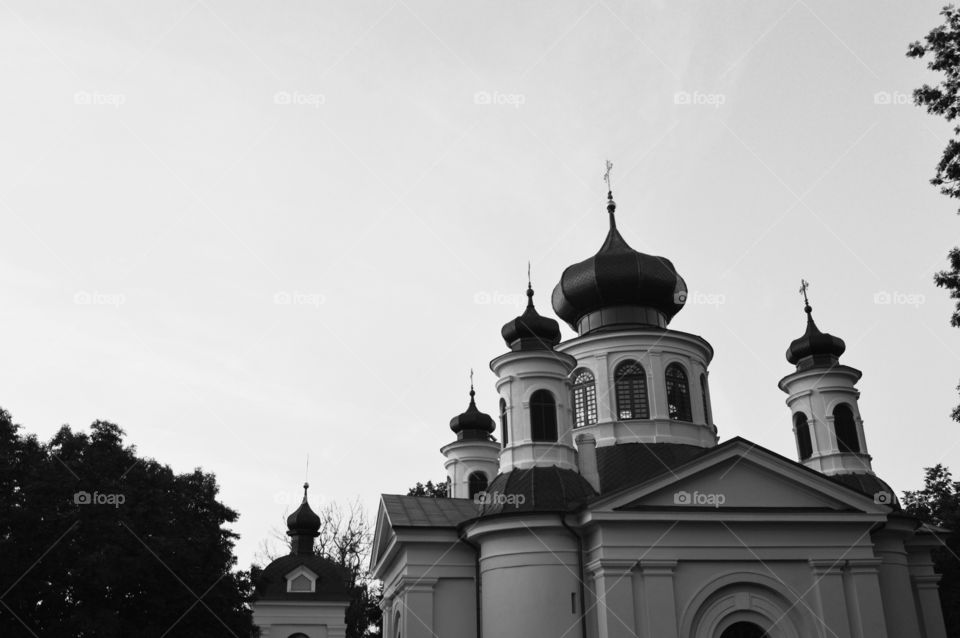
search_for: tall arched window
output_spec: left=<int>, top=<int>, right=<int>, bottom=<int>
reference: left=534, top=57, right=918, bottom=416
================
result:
left=794, top=412, right=813, bottom=460
left=468, top=471, right=488, bottom=499
left=530, top=390, right=558, bottom=442
left=614, top=360, right=649, bottom=420
left=833, top=403, right=860, bottom=453
left=665, top=363, right=692, bottom=422
left=699, top=373, right=711, bottom=423
left=571, top=369, right=597, bottom=428
left=499, top=397, right=508, bottom=446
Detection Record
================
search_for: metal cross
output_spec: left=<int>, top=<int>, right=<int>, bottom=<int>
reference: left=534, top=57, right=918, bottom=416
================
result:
left=603, top=160, right=614, bottom=192
left=799, top=279, right=810, bottom=306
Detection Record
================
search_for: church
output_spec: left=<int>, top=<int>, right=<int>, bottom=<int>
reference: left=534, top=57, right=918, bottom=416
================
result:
left=253, top=184, right=949, bottom=638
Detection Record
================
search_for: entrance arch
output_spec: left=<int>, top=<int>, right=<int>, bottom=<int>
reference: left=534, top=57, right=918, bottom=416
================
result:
left=720, top=621, right=767, bottom=638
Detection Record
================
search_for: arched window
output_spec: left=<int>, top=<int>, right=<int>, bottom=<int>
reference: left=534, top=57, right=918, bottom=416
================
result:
left=699, top=373, right=711, bottom=423
left=794, top=412, right=812, bottom=460
left=720, top=622, right=768, bottom=638
left=468, top=471, right=488, bottom=499
left=571, top=369, right=597, bottom=428
left=833, top=404, right=860, bottom=453
left=530, top=390, right=558, bottom=442
left=288, top=634, right=310, bottom=638
left=614, top=360, right=649, bottom=420
left=499, top=397, right=508, bottom=446
left=665, top=363, right=692, bottom=421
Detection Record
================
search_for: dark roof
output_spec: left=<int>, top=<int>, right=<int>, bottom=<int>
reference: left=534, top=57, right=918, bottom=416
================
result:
left=501, top=285, right=561, bottom=351
left=596, top=442, right=710, bottom=494
left=786, top=305, right=846, bottom=370
left=827, top=472, right=901, bottom=510
left=551, top=195, right=686, bottom=334
left=476, top=466, right=597, bottom=516
left=381, top=494, right=480, bottom=527
left=254, top=553, right=351, bottom=602
left=449, top=388, right=496, bottom=440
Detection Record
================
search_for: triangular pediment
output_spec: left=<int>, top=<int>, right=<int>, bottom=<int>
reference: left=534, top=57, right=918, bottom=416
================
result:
left=591, top=438, right=890, bottom=515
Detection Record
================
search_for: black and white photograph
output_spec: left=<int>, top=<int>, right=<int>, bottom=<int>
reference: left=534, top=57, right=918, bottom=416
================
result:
left=2, top=2, right=960, bottom=637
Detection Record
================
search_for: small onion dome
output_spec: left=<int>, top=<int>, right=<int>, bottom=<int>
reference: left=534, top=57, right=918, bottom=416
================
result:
left=286, top=483, right=321, bottom=538
left=786, top=304, right=846, bottom=369
left=449, top=386, right=496, bottom=441
left=551, top=195, right=687, bottom=334
left=501, top=284, right=562, bottom=351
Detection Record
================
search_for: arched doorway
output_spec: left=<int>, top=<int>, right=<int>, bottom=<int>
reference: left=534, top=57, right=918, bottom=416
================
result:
left=721, top=621, right=768, bottom=638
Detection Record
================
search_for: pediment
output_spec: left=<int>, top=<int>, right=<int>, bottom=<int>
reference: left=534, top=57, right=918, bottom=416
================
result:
left=591, top=438, right=890, bottom=515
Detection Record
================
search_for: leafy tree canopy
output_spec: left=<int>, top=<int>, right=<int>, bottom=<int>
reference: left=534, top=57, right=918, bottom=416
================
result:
left=406, top=480, right=448, bottom=498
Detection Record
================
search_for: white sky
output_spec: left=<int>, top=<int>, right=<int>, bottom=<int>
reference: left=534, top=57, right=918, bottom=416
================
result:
left=2, top=1, right=958, bottom=569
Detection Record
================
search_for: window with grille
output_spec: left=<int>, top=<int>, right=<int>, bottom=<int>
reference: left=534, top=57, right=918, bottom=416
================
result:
left=794, top=412, right=813, bottom=460
left=833, top=404, right=860, bottom=453
left=614, top=360, right=649, bottom=420
left=530, top=390, right=558, bottom=441
left=665, top=363, right=692, bottom=422
left=572, top=369, right=597, bottom=428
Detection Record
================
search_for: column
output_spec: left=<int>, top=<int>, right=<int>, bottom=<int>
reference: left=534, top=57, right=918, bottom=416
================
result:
left=808, top=560, right=852, bottom=638
left=844, top=559, right=888, bottom=638
left=912, top=574, right=947, bottom=638
left=874, top=521, right=923, bottom=638
left=638, top=560, right=679, bottom=638
left=587, top=559, right=637, bottom=638
left=399, top=578, right=436, bottom=638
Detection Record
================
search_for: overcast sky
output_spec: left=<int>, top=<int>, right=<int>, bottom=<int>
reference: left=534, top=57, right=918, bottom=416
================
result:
left=2, top=1, right=958, bottom=568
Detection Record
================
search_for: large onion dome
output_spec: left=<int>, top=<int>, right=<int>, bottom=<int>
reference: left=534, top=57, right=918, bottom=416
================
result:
left=786, top=303, right=846, bottom=370
left=449, top=384, right=496, bottom=440
left=552, top=194, right=687, bottom=334
left=501, top=283, right=561, bottom=351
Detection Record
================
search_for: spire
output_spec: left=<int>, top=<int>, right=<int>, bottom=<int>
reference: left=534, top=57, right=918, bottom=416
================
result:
left=501, top=268, right=561, bottom=351
left=603, top=159, right=616, bottom=229
left=786, top=280, right=846, bottom=369
left=450, top=372, right=495, bottom=440
left=286, top=482, right=321, bottom=555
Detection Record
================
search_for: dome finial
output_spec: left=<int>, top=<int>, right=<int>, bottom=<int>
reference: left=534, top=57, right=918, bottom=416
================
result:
left=799, top=278, right=812, bottom=314
left=469, top=368, right=475, bottom=401
left=603, top=159, right=616, bottom=228
left=526, top=261, right=535, bottom=308
left=302, top=481, right=309, bottom=502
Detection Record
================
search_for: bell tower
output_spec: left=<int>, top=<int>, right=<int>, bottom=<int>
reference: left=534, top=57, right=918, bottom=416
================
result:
left=441, top=375, right=500, bottom=499
left=778, top=281, right=873, bottom=476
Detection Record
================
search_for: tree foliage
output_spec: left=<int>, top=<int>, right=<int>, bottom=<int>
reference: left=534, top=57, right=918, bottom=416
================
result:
left=0, top=408, right=253, bottom=637
left=255, top=498, right=381, bottom=637
left=909, top=5, right=960, bottom=418
left=903, top=464, right=960, bottom=637
left=406, top=480, right=448, bottom=498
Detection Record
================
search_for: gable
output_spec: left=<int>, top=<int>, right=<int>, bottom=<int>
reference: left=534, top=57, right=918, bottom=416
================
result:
left=591, top=438, right=890, bottom=515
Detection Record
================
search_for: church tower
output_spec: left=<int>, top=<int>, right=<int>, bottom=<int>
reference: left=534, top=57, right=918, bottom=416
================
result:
left=440, top=379, right=500, bottom=499
left=778, top=282, right=874, bottom=476
left=490, top=279, right=579, bottom=473
left=551, top=187, right=717, bottom=449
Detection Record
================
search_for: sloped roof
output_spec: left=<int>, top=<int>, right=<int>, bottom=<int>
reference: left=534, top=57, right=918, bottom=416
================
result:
left=381, top=494, right=480, bottom=528
left=596, top=442, right=709, bottom=494
left=254, top=554, right=351, bottom=602
left=476, top=466, right=597, bottom=516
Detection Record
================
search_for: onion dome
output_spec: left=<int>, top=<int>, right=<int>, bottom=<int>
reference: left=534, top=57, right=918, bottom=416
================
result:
left=552, top=193, right=687, bottom=335
left=449, top=381, right=496, bottom=441
left=501, top=283, right=561, bottom=351
left=786, top=303, right=846, bottom=370
left=287, top=483, right=321, bottom=554
left=475, top=466, right=597, bottom=517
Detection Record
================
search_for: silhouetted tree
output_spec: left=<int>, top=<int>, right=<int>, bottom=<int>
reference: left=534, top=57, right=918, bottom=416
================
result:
left=903, top=464, right=960, bottom=637
left=406, top=480, right=448, bottom=498
left=0, top=408, right=253, bottom=637
left=909, top=6, right=960, bottom=420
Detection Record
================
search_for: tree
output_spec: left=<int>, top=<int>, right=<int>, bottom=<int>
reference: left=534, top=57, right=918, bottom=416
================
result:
left=254, top=498, right=382, bottom=637
left=910, top=8, right=960, bottom=391
left=902, top=464, right=960, bottom=637
left=406, top=480, right=448, bottom=498
left=0, top=408, right=253, bottom=637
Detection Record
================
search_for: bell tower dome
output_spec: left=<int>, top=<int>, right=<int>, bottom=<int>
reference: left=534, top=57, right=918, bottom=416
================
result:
left=441, top=375, right=500, bottom=499
left=778, top=281, right=874, bottom=476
